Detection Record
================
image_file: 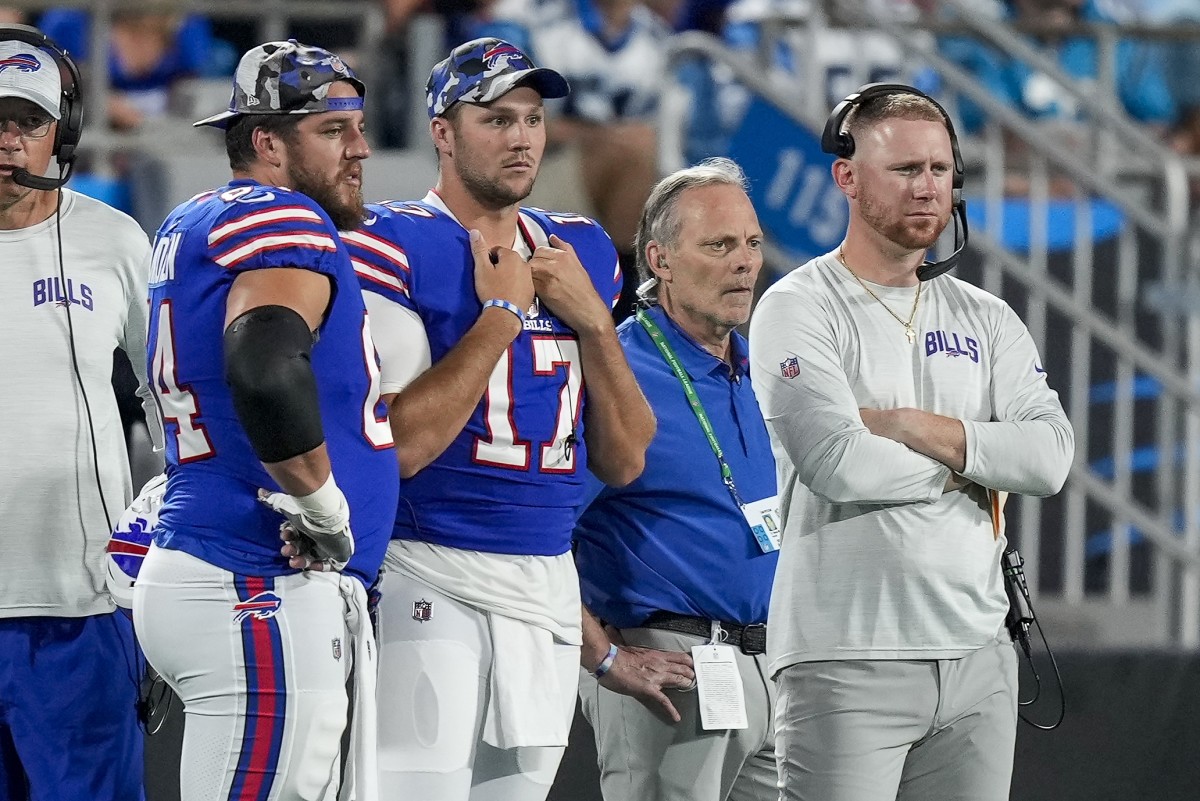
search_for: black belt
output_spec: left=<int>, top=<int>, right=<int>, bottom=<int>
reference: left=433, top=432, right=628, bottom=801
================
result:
left=641, top=611, right=767, bottom=656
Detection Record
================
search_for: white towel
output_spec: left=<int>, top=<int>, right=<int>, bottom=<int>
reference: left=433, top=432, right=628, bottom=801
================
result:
left=480, top=613, right=569, bottom=750
left=338, top=577, right=378, bottom=801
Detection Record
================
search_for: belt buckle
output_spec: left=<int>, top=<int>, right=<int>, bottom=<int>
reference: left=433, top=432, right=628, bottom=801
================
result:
left=739, top=623, right=766, bottom=655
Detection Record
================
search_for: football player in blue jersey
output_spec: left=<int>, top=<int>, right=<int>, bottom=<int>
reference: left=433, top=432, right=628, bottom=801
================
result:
left=133, top=41, right=399, bottom=801
left=341, top=37, right=655, bottom=801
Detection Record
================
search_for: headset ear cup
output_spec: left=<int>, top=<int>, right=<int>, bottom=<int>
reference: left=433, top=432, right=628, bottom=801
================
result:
left=54, top=52, right=84, bottom=166
left=55, top=92, right=83, bottom=165
left=0, top=24, right=84, bottom=167
left=836, top=132, right=855, bottom=159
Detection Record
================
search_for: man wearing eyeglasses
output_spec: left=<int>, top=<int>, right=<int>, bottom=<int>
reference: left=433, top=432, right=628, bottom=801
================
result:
left=0, top=28, right=162, bottom=801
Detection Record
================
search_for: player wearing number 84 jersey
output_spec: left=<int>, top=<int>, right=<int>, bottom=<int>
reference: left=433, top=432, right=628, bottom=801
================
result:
left=146, top=179, right=397, bottom=582
left=342, top=37, right=655, bottom=801
left=136, top=40, right=399, bottom=801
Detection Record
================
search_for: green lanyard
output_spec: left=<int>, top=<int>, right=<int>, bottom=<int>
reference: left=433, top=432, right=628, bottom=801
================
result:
left=636, top=308, right=745, bottom=508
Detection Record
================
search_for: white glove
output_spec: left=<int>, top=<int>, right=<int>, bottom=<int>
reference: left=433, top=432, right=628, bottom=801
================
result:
left=258, top=474, right=355, bottom=572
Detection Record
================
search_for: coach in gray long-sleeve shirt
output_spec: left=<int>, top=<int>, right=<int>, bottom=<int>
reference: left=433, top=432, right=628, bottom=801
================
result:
left=749, top=85, right=1074, bottom=801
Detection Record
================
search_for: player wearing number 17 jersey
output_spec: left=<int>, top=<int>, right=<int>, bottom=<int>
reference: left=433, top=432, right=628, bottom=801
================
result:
left=342, top=38, right=655, bottom=801
left=134, top=41, right=398, bottom=801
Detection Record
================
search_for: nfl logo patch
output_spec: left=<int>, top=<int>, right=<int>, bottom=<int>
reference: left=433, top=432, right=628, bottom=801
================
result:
left=780, top=357, right=800, bottom=379
left=332, top=638, right=342, bottom=661
left=412, top=599, right=433, bottom=623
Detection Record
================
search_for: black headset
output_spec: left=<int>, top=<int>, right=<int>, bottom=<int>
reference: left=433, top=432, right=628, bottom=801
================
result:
left=0, top=23, right=84, bottom=190
left=822, top=82, right=969, bottom=281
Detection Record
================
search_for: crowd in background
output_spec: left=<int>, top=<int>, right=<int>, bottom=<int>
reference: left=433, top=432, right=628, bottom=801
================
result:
left=1, top=0, right=1197, bottom=241
left=2, top=0, right=1194, bottom=455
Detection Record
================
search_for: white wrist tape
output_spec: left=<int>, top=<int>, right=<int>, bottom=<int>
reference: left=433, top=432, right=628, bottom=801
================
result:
left=293, top=473, right=350, bottom=528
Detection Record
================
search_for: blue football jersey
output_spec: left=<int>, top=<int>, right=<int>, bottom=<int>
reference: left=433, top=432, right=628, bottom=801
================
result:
left=146, top=179, right=400, bottom=585
left=342, top=194, right=622, bottom=557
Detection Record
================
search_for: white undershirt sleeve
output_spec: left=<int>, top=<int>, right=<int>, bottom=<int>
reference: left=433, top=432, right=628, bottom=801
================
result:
left=363, top=290, right=432, bottom=396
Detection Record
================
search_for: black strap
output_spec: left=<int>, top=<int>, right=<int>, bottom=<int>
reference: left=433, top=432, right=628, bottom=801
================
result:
left=640, top=612, right=767, bottom=655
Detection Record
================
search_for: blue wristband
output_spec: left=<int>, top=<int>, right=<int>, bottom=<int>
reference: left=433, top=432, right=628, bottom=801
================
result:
left=483, top=298, right=524, bottom=323
left=593, top=643, right=619, bottom=679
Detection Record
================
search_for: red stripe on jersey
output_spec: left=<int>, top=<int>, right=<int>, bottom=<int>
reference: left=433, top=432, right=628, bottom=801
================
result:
left=352, top=259, right=409, bottom=296
left=214, top=235, right=338, bottom=269
left=341, top=229, right=411, bottom=274
left=208, top=206, right=324, bottom=247
left=209, top=206, right=325, bottom=246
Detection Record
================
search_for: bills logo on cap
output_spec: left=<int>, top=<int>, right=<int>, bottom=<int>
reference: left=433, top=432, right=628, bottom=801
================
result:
left=412, top=598, right=433, bottom=623
left=0, top=54, right=41, bottom=73
left=482, top=43, right=527, bottom=71
left=780, top=356, right=800, bottom=379
left=233, top=591, right=283, bottom=623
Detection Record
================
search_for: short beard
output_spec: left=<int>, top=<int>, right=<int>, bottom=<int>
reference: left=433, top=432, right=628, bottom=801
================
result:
left=458, top=163, right=534, bottom=210
left=287, top=160, right=364, bottom=231
left=858, top=189, right=949, bottom=251
left=453, top=135, right=535, bottom=210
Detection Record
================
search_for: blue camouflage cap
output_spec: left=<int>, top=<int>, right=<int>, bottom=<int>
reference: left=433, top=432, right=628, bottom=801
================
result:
left=427, top=38, right=569, bottom=119
left=194, top=40, right=365, bottom=129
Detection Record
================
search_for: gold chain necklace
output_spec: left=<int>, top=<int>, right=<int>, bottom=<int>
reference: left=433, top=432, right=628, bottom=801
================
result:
left=837, top=248, right=922, bottom=345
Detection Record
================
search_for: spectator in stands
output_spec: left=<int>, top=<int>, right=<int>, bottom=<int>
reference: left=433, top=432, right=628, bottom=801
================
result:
left=1143, top=0, right=1200, bottom=163
left=372, top=0, right=430, bottom=147
left=945, top=0, right=1176, bottom=132
left=689, top=0, right=938, bottom=163
left=38, top=2, right=234, bottom=230
left=940, top=0, right=1177, bottom=195
left=479, top=0, right=672, bottom=320
left=39, top=1, right=233, bottom=132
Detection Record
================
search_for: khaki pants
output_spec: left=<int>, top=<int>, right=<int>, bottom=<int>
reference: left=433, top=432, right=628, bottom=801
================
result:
left=774, top=637, right=1018, bottom=801
left=580, top=627, right=777, bottom=801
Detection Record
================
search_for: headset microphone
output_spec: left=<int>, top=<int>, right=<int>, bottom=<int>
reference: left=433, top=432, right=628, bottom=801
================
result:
left=821, top=82, right=969, bottom=282
left=917, top=197, right=969, bottom=282
left=12, top=163, right=73, bottom=191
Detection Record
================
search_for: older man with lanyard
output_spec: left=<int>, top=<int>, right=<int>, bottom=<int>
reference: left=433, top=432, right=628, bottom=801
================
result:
left=574, top=157, right=779, bottom=801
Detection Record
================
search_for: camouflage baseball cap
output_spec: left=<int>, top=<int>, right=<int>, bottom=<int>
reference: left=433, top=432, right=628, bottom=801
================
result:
left=194, top=40, right=364, bottom=129
left=427, top=38, right=568, bottom=119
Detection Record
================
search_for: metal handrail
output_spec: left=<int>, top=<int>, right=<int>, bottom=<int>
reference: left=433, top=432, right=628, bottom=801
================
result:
left=828, top=0, right=1193, bottom=237
left=662, top=29, right=1198, bottom=404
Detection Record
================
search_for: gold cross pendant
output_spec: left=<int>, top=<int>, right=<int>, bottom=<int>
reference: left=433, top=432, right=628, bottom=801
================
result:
left=904, top=325, right=916, bottom=344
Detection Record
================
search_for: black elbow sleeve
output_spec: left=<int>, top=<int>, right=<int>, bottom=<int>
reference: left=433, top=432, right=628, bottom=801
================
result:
left=224, top=305, right=325, bottom=464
